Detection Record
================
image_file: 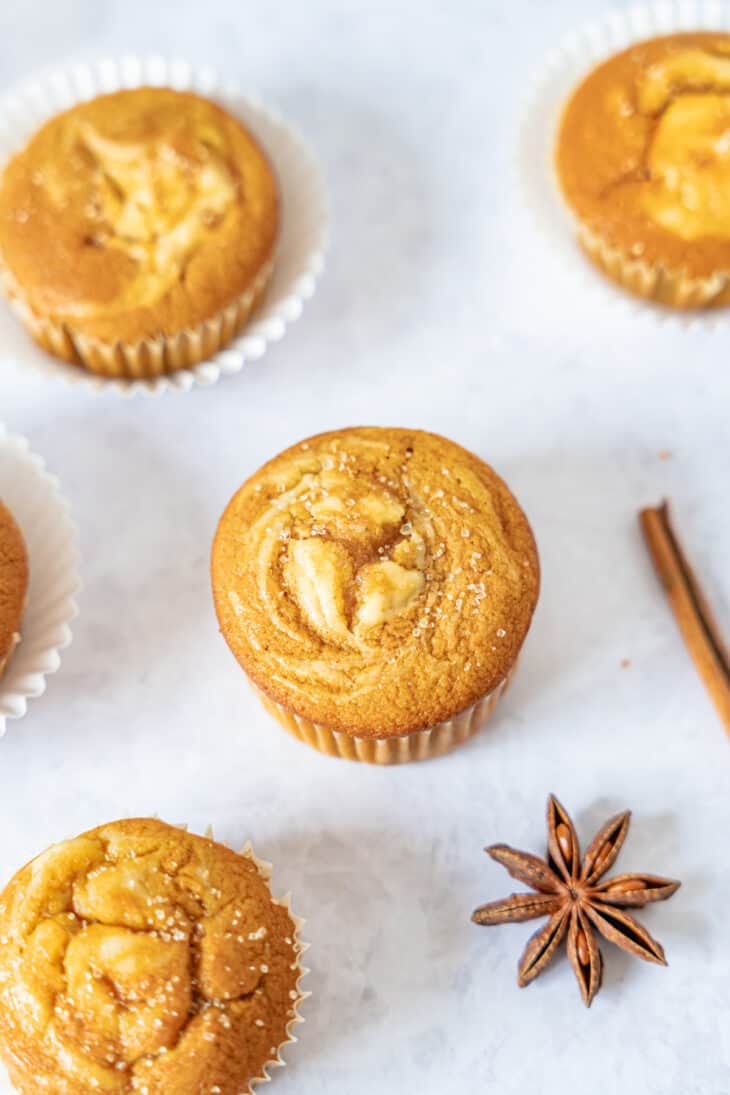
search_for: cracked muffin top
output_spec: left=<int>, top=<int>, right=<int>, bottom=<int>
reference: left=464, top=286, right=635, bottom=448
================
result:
left=557, top=32, right=730, bottom=281
left=0, top=88, right=278, bottom=344
left=0, top=499, right=28, bottom=677
left=211, top=427, right=540, bottom=737
left=0, top=818, right=304, bottom=1095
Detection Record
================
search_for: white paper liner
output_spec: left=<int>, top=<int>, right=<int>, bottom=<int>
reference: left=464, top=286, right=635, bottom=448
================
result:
left=518, top=0, right=730, bottom=330
left=0, top=424, right=79, bottom=737
left=252, top=668, right=514, bottom=765
left=0, top=824, right=309, bottom=1095
left=0, top=56, right=329, bottom=396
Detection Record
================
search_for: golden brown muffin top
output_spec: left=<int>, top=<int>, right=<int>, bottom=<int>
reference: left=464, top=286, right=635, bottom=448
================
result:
left=212, top=427, right=539, bottom=738
left=0, top=818, right=303, bottom=1095
left=0, top=499, right=28, bottom=669
left=0, top=88, right=278, bottom=344
left=557, top=33, right=730, bottom=278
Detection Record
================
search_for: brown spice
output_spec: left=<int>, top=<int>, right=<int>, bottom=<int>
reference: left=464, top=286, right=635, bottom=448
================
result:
left=472, top=795, right=681, bottom=1007
left=640, top=500, right=730, bottom=737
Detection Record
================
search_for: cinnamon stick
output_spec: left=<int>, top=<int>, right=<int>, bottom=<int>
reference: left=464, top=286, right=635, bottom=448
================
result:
left=639, top=501, right=730, bottom=737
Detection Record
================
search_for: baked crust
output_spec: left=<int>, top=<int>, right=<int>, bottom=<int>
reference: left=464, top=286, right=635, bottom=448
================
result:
left=0, top=88, right=279, bottom=345
left=557, top=33, right=730, bottom=297
left=211, top=427, right=540, bottom=738
left=0, top=499, right=28, bottom=677
left=0, top=818, right=301, bottom=1095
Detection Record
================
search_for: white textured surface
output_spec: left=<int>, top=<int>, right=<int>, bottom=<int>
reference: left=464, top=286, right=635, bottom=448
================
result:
left=0, top=2, right=728, bottom=1094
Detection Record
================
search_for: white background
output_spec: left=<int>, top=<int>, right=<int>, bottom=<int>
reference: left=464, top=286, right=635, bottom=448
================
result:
left=1, top=1, right=729, bottom=1092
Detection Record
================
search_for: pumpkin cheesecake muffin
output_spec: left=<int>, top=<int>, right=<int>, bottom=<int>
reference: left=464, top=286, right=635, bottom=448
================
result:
left=557, top=32, right=730, bottom=308
left=0, top=818, right=307, bottom=1095
left=211, top=427, right=540, bottom=763
left=0, top=499, right=28, bottom=681
left=0, top=88, right=278, bottom=377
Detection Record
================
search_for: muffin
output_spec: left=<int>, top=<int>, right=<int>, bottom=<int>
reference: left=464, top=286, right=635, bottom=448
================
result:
left=0, top=818, right=307, bottom=1095
left=211, top=427, right=540, bottom=764
left=0, top=499, right=28, bottom=680
left=556, top=32, right=730, bottom=308
left=0, top=88, right=279, bottom=377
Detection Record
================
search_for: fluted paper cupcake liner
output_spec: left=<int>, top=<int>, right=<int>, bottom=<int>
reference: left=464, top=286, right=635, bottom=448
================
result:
left=252, top=669, right=514, bottom=765
left=518, top=0, right=730, bottom=329
left=0, top=56, right=329, bottom=395
left=0, top=425, right=80, bottom=738
left=0, top=254, right=275, bottom=380
left=0, top=824, right=310, bottom=1095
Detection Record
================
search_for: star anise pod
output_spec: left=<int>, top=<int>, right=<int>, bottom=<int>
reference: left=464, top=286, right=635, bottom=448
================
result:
left=472, top=795, right=681, bottom=1006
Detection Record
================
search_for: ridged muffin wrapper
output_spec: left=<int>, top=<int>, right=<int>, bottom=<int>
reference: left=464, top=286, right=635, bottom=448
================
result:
left=0, top=424, right=79, bottom=739
left=0, top=254, right=274, bottom=380
left=251, top=667, right=515, bottom=765
left=518, top=0, right=730, bottom=327
left=0, top=826, right=310, bottom=1095
left=0, top=56, right=329, bottom=396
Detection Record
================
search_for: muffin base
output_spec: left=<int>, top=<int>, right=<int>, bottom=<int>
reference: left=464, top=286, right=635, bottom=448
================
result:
left=0, top=256, right=273, bottom=379
left=252, top=670, right=514, bottom=764
left=578, top=224, right=730, bottom=311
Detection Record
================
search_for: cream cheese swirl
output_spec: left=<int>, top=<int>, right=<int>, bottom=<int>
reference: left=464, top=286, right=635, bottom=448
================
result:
left=0, top=820, right=301, bottom=1095
left=213, top=428, right=540, bottom=737
left=640, top=46, right=730, bottom=240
